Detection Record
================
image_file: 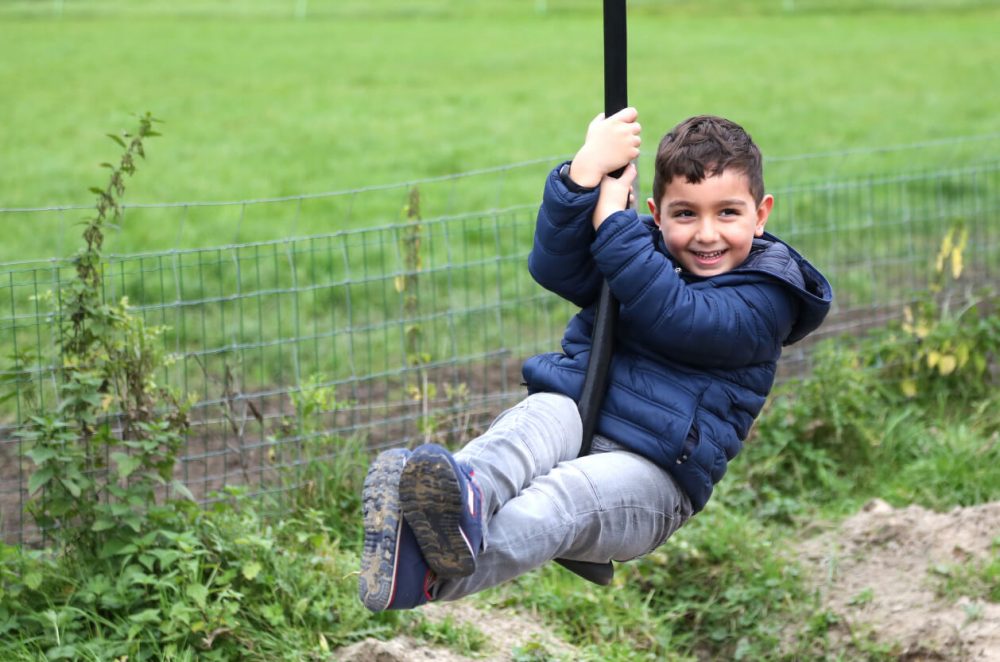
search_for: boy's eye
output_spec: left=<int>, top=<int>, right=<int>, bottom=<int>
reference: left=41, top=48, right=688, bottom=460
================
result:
left=720, top=208, right=740, bottom=217
left=673, top=210, right=695, bottom=219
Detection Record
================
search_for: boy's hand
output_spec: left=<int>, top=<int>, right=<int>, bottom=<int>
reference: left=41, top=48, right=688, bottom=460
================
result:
left=593, top=162, right=637, bottom=231
left=569, top=107, right=641, bottom=188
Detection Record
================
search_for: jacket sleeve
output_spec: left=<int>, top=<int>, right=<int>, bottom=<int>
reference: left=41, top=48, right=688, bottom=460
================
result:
left=591, top=210, right=798, bottom=368
left=527, top=165, right=604, bottom=308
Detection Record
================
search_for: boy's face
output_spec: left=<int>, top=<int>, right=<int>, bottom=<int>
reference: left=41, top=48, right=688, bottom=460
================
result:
left=648, top=169, right=773, bottom=277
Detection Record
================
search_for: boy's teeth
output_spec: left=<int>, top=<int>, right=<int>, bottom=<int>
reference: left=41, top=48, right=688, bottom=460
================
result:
left=695, top=250, right=724, bottom=258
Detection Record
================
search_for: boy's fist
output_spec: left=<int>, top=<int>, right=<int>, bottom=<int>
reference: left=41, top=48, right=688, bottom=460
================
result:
left=569, top=107, right=641, bottom=188
left=593, top=162, right=637, bottom=231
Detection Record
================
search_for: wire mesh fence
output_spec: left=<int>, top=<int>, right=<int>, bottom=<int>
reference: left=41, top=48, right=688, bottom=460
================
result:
left=1, top=155, right=998, bottom=544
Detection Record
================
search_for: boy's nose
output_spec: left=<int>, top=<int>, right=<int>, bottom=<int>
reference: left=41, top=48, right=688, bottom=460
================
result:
left=695, top=219, right=720, bottom=242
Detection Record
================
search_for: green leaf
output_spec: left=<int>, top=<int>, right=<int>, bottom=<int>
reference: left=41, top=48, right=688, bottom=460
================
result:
left=28, top=467, right=54, bottom=494
left=24, top=572, right=43, bottom=590
left=171, top=480, right=195, bottom=502
left=59, top=477, right=81, bottom=498
left=91, top=517, right=116, bottom=532
left=24, top=447, right=57, bottom=465
left=186, top=583, right=208, bottom=610
left=150, top=548, right=182, bottom=570
left=111, top=451, right=142, bottom=479
left=106, top=133, right=127, bottom=148
left=242, top=561, right=263, bottom=581
left=122, top=514, right=143, bottom=533
left=128, top=608, right=161, bottom=624
left=45, top=645, right=78, bottom=660
left=138, top=553, right=156, bottom=572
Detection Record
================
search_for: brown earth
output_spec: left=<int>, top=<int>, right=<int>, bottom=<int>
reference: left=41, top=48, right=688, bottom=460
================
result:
left=335, top=601, right=579, bottom=662
left=797, top=499, right=1000, bottom=661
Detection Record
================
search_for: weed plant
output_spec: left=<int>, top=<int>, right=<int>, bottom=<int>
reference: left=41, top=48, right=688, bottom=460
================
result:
left=932, top=537, right=1000, bottom=605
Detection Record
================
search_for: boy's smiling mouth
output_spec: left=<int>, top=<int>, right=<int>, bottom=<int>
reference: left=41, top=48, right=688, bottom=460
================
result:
left=691, top=249, right=727, bottom=262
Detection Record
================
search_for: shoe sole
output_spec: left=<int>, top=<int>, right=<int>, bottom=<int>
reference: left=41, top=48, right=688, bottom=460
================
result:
left=358, top=450, right=408, bottom=611
left=399, top=452, right=475, bottom=578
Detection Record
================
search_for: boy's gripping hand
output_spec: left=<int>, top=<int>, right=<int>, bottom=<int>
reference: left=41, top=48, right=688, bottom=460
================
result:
left=569, top=107, right=641, bottom=189
left=593, top=162, right=637, bottom=231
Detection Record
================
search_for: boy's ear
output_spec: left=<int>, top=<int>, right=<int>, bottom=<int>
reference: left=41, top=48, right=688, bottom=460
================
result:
left=647, top=197, right=660, bottom=226
left=755, top=194, right=774, bottom=236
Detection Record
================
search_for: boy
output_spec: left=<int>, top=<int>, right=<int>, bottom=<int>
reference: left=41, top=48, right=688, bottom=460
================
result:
left=358, top=109, right=832, bottom=611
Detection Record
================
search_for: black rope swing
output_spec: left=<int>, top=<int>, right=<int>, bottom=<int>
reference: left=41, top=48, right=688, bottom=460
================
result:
left=552, top=0, right=628, bottom=587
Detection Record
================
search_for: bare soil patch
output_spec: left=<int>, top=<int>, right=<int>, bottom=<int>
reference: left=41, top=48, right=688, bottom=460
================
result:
left=335, top=601, right=577, bottom=662
left=797, top=499, right=1000, bottom=661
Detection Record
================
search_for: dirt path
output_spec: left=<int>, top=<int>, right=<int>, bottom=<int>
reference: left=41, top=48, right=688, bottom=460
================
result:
left=797, top=499, right=1000, bottom=661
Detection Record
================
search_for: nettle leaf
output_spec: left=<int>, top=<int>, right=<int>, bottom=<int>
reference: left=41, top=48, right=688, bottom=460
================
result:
left=91, top=516, right=116, bottom=532
left=150, top=548, right=182, bottom=570
left=44, top=645, right=78, bottom=660
left=24, top=447, right=57, bottom=465
left=242, top=561, right=263, bottom=581
left=128, top=608, right=161, bottom=624
left=122, top=513, right=143, bottom=533
left=111, top=451, right=142, bottom=479
left=28, top=467, right=55, bottom=494
left=24, top=572, right=43, bottom=590
left=186, top=583, right=208, bottom=609
left=59, top=478, right=82, bottom=498
left=138, top=553, right=157, bottom=572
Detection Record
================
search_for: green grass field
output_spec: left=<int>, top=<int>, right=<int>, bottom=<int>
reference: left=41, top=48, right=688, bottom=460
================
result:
left=2, top=0, right=999, bottom=261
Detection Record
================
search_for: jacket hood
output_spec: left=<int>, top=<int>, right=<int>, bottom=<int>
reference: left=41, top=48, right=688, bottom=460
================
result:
left=643, top=218, right=833, bottom=346
left=737, top=232, right=833, bottom=344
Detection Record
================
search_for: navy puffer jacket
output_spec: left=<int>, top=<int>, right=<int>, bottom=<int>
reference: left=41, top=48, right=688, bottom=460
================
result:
left=523, top=165, right=833, bottom=512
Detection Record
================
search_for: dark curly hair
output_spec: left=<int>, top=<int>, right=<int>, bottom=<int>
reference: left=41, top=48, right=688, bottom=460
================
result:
left=651, top=115, right=765, bottom=206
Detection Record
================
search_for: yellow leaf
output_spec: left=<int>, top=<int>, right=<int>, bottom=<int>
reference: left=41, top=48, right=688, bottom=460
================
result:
left=101, top=394, right=115, bottom=411
left=955, top=227, right=969, bottom=252
left=950, top=247, right=963, bottom=279
left=956, top=344, right=970, bottom=368
left=914, top=323, right=930, bottom=339
left=394, top=275, right=406, bottom=293
left=942, top=229, right=954, bottom=253
left=900, top=380, right=918, bottom=398
left=926, top=351, right=940, bottom=369
left=938, top=355, right=957, bottom=375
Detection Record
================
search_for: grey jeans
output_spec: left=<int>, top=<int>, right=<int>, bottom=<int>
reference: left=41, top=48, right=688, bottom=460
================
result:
left=433, top=392, right=693, bottom=601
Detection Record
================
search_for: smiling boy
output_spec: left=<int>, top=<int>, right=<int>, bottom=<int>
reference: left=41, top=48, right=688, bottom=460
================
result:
left=358, top=109, right=833, bottom=612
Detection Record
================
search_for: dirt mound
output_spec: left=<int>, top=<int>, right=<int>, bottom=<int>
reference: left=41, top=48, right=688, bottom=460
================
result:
left=336, top=601, right=577, bottom=662
left=798, top=499, right=1000, bottom=661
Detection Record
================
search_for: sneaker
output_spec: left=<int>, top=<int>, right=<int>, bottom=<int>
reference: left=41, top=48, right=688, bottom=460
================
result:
left=358, top=449, right=434, bottom=611
left=399, top=443, right=484, bottom=578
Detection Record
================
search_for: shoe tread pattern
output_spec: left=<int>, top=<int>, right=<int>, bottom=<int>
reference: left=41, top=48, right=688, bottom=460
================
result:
left=399, top=453, right=474, bottom=578
left=358, top=450, right=408, bottom=611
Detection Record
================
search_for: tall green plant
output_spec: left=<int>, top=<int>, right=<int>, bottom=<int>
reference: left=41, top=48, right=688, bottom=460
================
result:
left=18, top=113, right=191, bottom=556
